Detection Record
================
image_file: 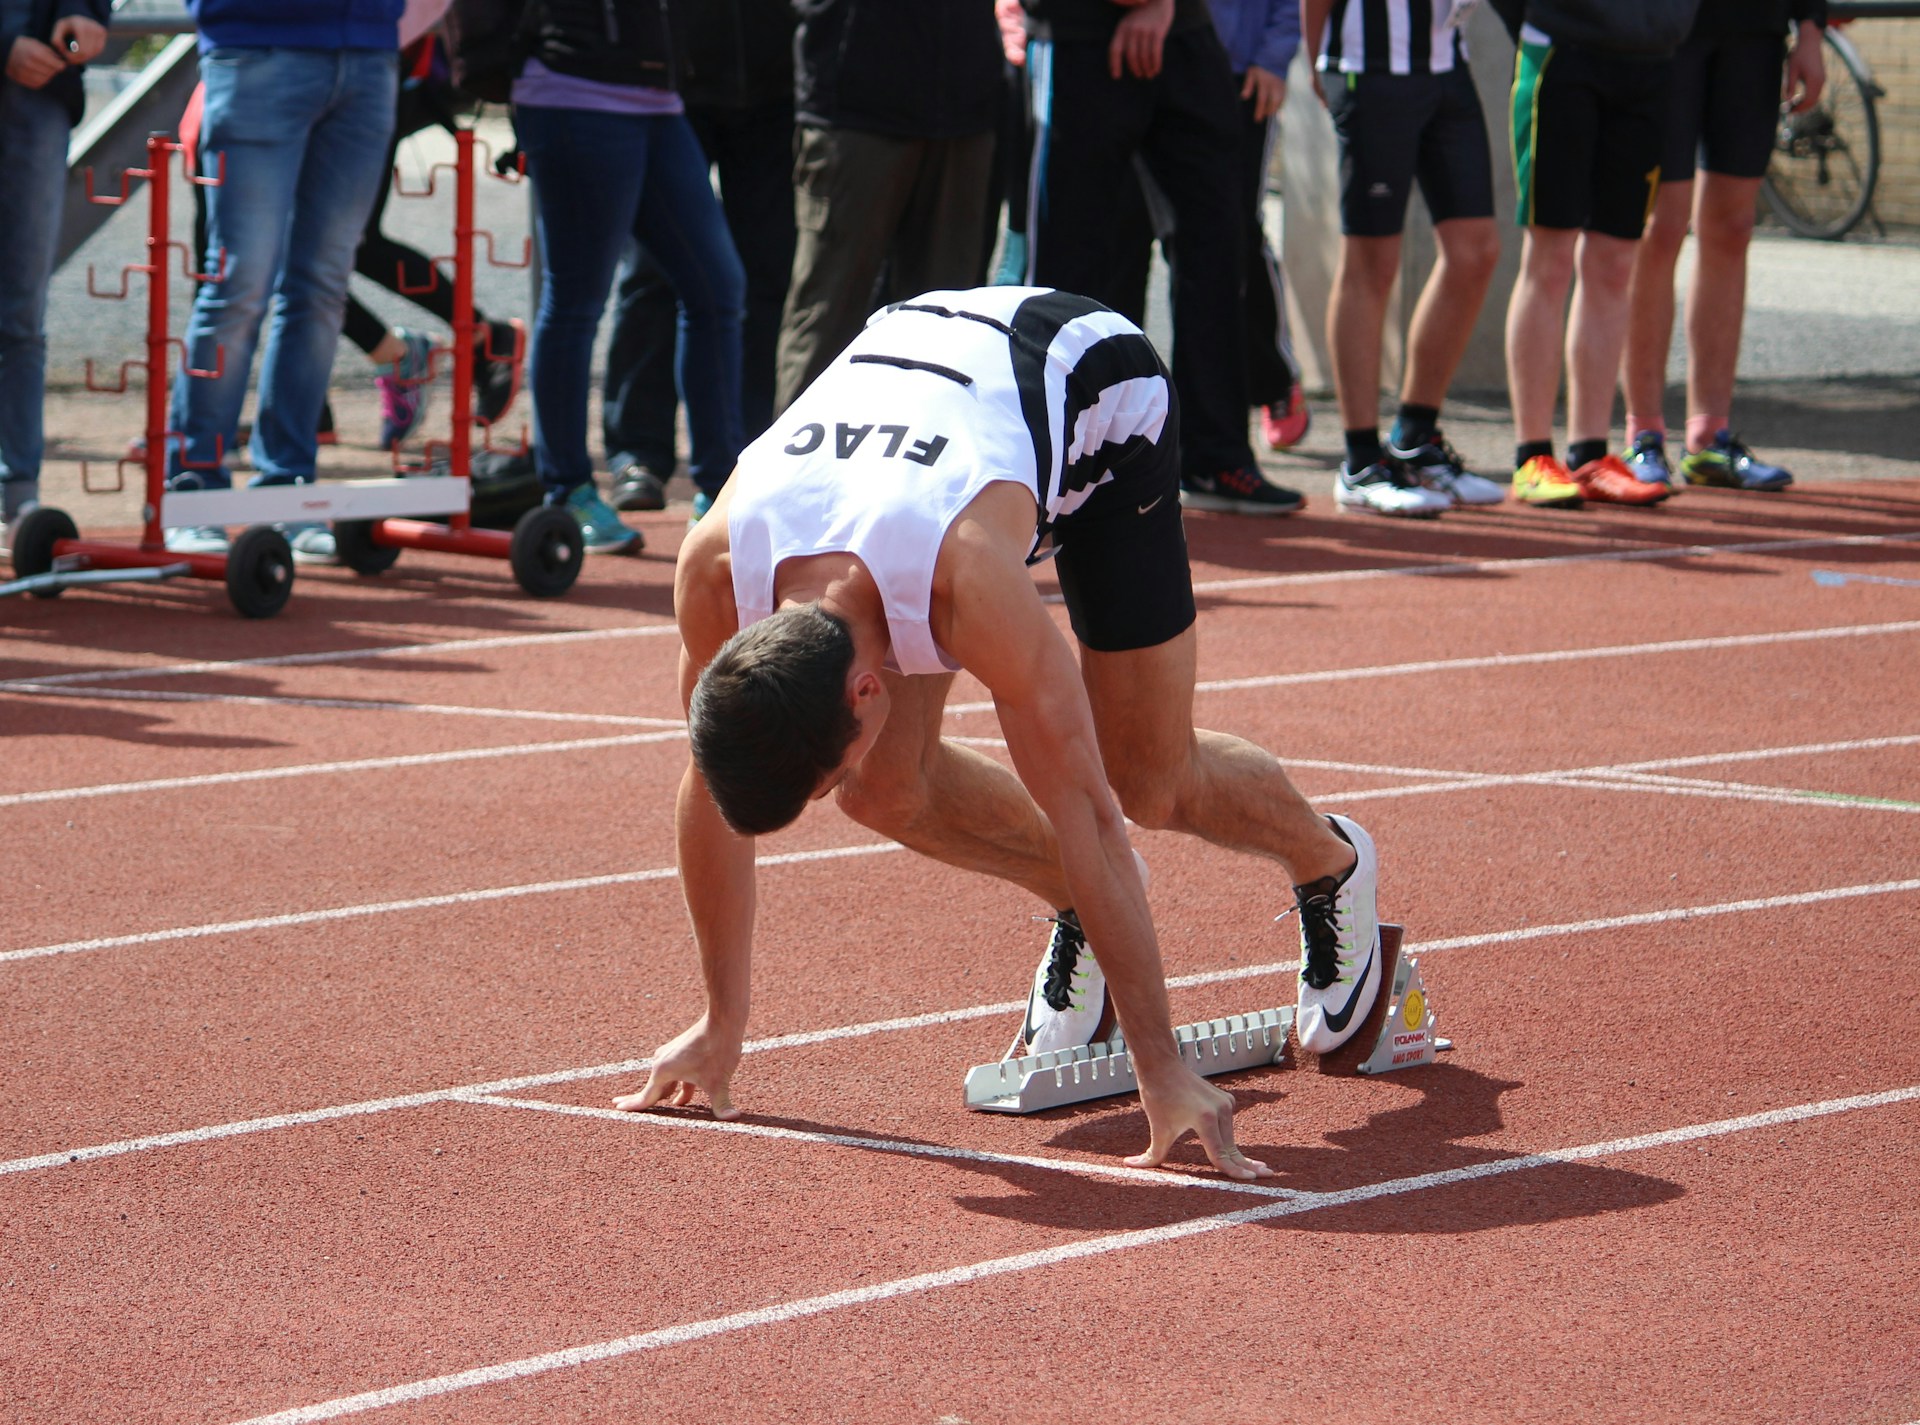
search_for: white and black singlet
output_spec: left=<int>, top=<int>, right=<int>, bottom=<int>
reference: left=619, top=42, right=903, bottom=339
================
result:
left=727, top=287, right=1197, bottom=671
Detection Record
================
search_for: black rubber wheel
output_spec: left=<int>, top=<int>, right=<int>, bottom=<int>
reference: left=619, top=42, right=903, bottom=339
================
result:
left=333, top=519, right=400, bottom=576
left=225, top=524, right=294, bottom=619
left=10, top=506, right=78, bottom=598
left=509, top=504, right=583, bottom=598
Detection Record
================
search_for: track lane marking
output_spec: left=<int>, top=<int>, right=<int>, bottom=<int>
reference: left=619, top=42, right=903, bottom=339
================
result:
left=5, top=876, right=1917, bottom=1180
left=6, top=734, right=1916, bottom=965
left=6, top=623, right=1918, bottom=810
left=4, top=529, right=1914, bottom=694
left=226, top=1081, right=1920, bottom=1425
left=0, top=683, right=686, bottom=728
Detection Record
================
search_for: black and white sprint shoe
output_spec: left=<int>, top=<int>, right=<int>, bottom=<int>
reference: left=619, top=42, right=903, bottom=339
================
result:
left=1008, top=852, right=1148, bottom=1058
left=1291, top=814, right=1382, bottom=1053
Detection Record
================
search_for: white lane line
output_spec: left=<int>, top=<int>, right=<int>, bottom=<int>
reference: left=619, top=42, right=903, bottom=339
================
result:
left=0, top=683, right=684, bottom=729
left=1183, top=528, right=1920, bottom=597
left=460, top=1094, right=1298, bottom=1200
left=0, top=624, right=679, bottom=689
left=943, top=618, right=1920, bottom=716
left=0, top=730, right=689, bottom=810
left=229, top=1081, right=1920, bottom=1425
left=9, top=734, right=1916, bottom=965
left=7, top=529, right=1915, bottom=694
left=6, top=876, right=1918, bottom=1181
left=0, top=842, right=900, bottom=965
left=9, top=624, right=1918, bottom=812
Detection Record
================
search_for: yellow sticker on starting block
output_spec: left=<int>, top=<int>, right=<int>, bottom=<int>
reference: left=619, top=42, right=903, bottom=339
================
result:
left=1402, top=989, right=1426, bottom=1030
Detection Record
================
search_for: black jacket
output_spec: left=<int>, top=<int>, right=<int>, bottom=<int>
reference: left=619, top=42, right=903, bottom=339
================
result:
left=1489, top=0, right=1704, bottom=56
left=672, top=0, right=794, bottom=110
left=528, top=0, right=675, bottom=89
left=1021, top=0, right=1213, bottom=42
left=794, top=0, right=1000, bottom=139
left=0, top=0, right=111, bottom=123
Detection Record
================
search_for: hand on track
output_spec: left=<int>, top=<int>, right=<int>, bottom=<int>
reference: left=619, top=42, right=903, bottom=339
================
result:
left=1126, top=1062, right=1273, bottom=1182
left=613, top=1015, right=742, bottom=1121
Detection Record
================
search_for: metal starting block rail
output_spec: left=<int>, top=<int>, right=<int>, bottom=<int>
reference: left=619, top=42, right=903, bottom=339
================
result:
left=962, top=923, right=1454, bottom=1114
left=964, top=1007, right=1296, bottom=1114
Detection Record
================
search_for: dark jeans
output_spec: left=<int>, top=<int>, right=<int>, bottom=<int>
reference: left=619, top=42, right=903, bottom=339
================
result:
left=517, top=104, right=745, bottom=497
left=1236, top=97, right=1298, bottom=406
left=1027, top=27, right=1251, bottom=475
left=602, top=97, right=795, bottom=479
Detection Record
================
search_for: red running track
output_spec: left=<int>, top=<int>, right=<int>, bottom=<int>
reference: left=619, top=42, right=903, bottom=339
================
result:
left=2, top=483, right=1919, bottom=1424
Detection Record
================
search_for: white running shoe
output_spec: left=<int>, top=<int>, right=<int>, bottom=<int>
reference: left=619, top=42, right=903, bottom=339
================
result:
left=1336, top=460, right=1451, bottom=519
left=1008, top=851, right=1148, bottom=1058
left=1388, top=435, right=1506, bottom=506
left=1293, top=815, right=1382, bottom=1053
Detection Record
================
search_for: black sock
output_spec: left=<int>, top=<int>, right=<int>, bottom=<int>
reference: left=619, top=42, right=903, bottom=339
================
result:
left=1344, top=428, right=1384, bottom=470
left=1567, top=438, right=1608, bottom=471
left=1390, top=403, right=1440, bottom=451
left=1515, top=440, right=1554, bottom=470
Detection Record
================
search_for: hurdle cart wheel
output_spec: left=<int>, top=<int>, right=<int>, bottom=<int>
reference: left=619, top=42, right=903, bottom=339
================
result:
left=224, top=525, right=294, bottom=619
left=508, top=505, right=583, bottom=598
left=9, top=507, right=80, bottom=598
left=333, top=519, right=402, bottom=576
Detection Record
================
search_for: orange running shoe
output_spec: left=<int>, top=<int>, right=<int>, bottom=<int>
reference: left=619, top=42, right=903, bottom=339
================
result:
left=1573, top=453, right=1669, bottom=505
left=1513, top=454, right=1584, bottom=507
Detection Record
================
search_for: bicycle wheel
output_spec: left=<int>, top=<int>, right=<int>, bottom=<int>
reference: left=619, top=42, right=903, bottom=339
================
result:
left=1761, top=27, right=1880, bottom=241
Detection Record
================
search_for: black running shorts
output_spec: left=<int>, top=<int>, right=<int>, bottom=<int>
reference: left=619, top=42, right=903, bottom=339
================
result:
left=1324, top=66, right=1496, bottom=238
left=1662, top=30, right=1788, bottom=181
left=1511, top=39, right=1670, bottom=239
left=1042, top=402, right=1197, bottom=655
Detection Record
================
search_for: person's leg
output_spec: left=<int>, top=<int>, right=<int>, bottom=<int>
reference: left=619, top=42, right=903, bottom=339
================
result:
left=1327, top=234, right=1400, bottom=434
left=833, top=671, right=1072, bottom=911
left=630, top=114, right=745, bottom=498
left=774, top=125, right=919, bottom=414
left=1563, top=230, right=1639, bottom=450
left=1400, top=218, right=1499, bottom=407
left=1622, top=179, right=1691, bottom=439
left=601, top=241, right=681, bottom=491
left=1137, top=28, right=1252, bottom=480
left=0, top=79, right=71, bottom=518
left=517, top=105, right=649, bottom=499
left=709, top=97, right=796, bottom=441
left=167, top=48, right=325, bottom=491
left=1505, top=227, right=1576, bottom=449
left=1239, top=104, right=1296, bottom=410
left=248, top=49, right=397, bottom=484
left=1684, top=172, right=1763, bottom=435
left=883, top=131, right=995, bottom=302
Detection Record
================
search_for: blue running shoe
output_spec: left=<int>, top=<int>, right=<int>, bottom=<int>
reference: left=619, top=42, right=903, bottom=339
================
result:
left=1621, top=431, right=1675, bottom=488
left=690, top=488, right=716, bottom=525
left=1681, top=430, right=1793, bottom=491
left=376, top=329, right=435, bottom=450
left=564, top=481, right=642, bottom=554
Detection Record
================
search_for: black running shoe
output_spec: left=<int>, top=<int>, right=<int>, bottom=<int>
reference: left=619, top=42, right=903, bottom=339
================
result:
left=1180, top=465, right=1305, bottom=516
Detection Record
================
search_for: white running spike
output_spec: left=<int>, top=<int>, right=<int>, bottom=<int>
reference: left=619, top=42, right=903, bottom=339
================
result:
left=964, top=1006, right=1295, bottom=1114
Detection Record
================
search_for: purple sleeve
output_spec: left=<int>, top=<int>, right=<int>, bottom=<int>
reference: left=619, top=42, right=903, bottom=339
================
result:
left=1251, top=0, right=1301, bottom=74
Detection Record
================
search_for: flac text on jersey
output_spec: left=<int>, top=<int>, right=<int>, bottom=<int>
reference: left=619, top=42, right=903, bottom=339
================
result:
left=783, top=422, right=950, bottom=467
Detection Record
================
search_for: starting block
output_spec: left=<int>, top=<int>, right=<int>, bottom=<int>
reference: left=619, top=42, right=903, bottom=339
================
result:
left=963, top=1007, right=1295, bottom=1114
left=960, top=923, right=1453, bottom=1114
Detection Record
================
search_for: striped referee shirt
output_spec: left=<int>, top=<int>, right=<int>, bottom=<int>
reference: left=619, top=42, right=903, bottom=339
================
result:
left=1316, top=0, right=1475, bottom=75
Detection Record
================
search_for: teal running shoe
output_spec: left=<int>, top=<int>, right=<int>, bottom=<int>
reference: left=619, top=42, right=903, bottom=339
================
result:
left=564, top=481, right=642, bottom=554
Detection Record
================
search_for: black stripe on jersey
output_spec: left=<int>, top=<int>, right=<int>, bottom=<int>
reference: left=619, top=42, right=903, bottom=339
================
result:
left=1324, top=0, right=1351, bottom=64
left=848, top=353, right=975, bottom=387
left=1408, top=0, right=1431, bottom=72
left=1005, top=290, right=1113, bottom=513
left=1361, top=0, right=1389, bottom=71
left=1056, top=331, right=1165, bottom=504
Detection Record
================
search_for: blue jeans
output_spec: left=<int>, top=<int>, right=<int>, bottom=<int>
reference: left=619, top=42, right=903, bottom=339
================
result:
left=516, top=105, right=745, bottom=497
left=167, top=47, right=397, bottom=490
left=0, top=76, right=72, bottom=509
left=602, top=97, right=795, bottom=476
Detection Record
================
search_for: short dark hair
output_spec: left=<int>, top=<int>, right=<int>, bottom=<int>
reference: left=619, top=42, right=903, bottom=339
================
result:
left=689, top=605, right=860, bottom=835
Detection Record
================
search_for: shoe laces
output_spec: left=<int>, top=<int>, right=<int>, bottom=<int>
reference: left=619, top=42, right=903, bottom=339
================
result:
left=1279, top=877, right=1345, bottom=990
left=1213, top=466, right=1270, bottom=497
left=1033, top=910, right=1086, bottom=1011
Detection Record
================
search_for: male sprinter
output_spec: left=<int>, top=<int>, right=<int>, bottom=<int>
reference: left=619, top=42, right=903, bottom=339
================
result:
left=614, top=287, right=1382, bottom=1180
